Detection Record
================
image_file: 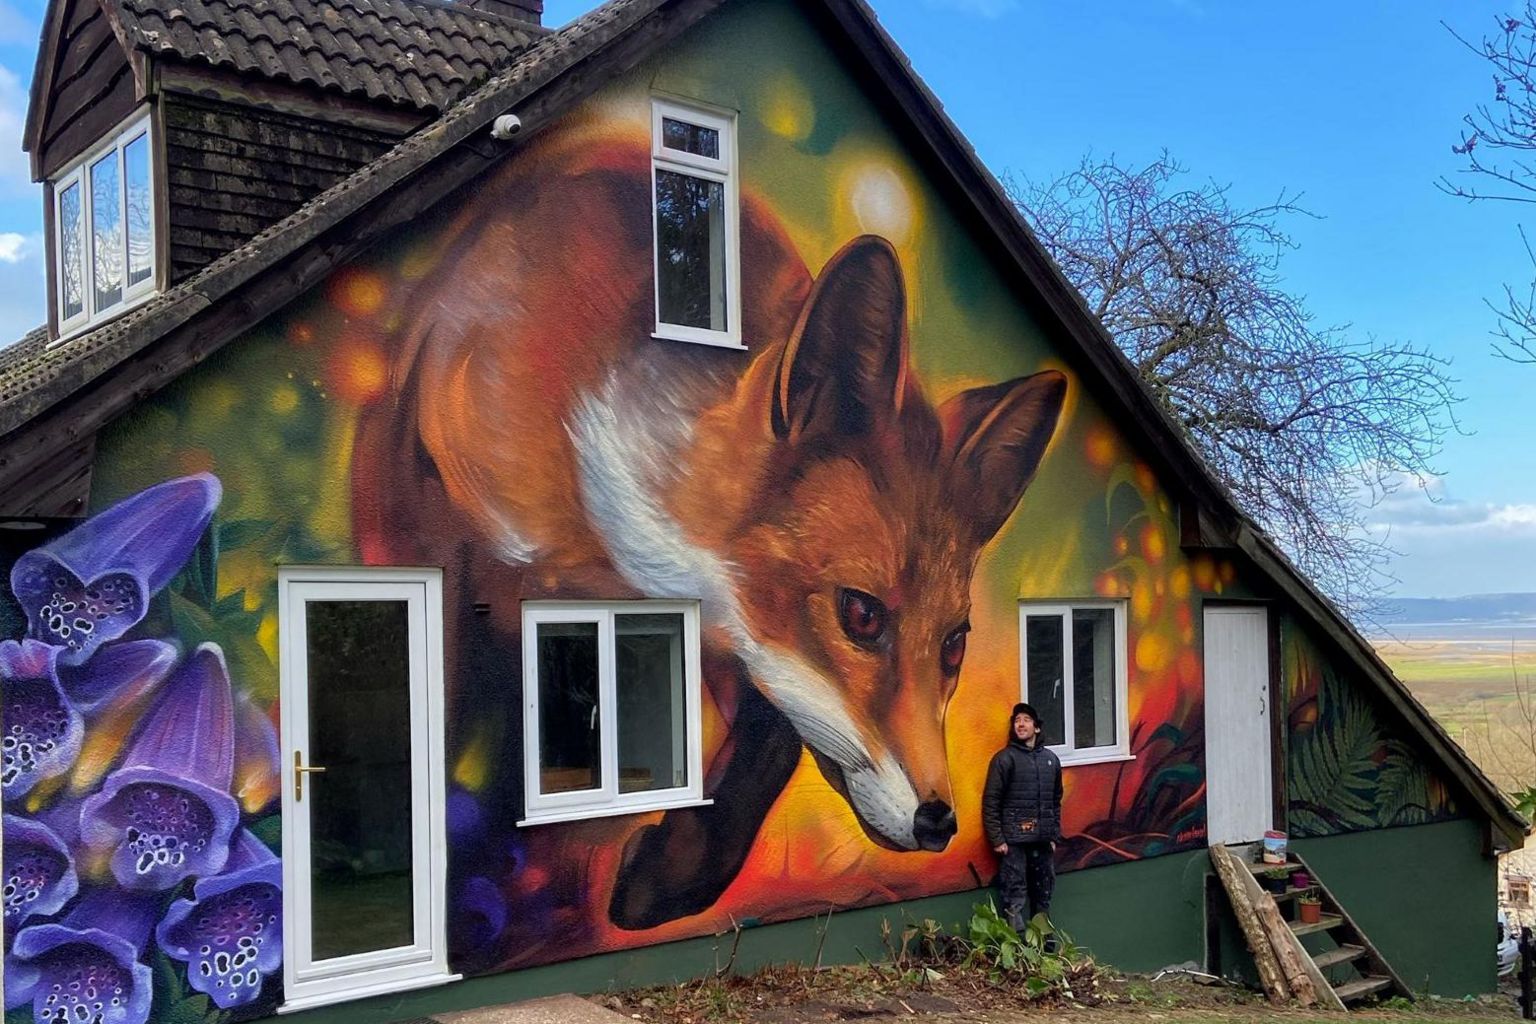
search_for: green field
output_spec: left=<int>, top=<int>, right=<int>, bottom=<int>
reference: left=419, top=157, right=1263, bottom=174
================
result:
left=1372, top=634, right=1536, bottom=792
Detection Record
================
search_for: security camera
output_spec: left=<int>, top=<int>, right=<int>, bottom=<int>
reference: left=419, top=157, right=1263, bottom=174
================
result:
left=490, top=113, right=523, bottom=140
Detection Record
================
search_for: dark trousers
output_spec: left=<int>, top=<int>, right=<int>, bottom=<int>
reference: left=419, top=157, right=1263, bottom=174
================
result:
left=999, top=841, right=1055, bottom=931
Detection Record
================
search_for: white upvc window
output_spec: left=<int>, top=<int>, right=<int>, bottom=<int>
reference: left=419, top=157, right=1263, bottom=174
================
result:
left=650, top=98, right=742, bottom=350
left=51, top=108, right=157, bottom=339
left=519, top=601, right=709, bottom=825
left=1019, top=601, right=1132, bottom=766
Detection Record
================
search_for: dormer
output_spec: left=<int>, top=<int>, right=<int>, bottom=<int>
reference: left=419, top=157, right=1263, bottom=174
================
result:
left=24, top=0, right=544, bottom=342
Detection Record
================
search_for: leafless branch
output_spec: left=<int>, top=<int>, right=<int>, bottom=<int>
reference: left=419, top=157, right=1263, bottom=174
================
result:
left=1010, top=154, right=1462, bottom=620
left=1445, top=7, right=1536, bottom=363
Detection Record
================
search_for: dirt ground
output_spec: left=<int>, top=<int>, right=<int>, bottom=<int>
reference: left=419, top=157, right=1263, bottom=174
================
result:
left=594, top=969, right=1522, bottom=1024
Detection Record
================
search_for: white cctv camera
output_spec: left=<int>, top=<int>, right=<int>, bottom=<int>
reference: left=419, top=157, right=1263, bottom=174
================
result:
left=490, top=113, right=523, bottom=140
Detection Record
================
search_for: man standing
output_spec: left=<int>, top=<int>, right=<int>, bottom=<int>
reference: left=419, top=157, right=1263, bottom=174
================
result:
left=982, top=702, right=1063, bottom=933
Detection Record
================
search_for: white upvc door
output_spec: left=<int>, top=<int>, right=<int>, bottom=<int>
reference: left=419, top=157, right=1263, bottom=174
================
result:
left=1203, top=605, right=1274, bottom=846
left=278, top=568, right=455, bottom=1012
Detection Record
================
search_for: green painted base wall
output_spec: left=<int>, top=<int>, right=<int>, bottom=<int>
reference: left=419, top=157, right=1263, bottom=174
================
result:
left=1292, top=818, right=1495, bottom=997
left=285, top=821, right=1493, bottom=1024
left=289, top=853, right=1211, bottom=1024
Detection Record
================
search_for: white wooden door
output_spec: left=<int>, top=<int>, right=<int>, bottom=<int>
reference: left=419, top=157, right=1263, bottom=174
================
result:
left=278, top=568, right=454, bottom=1012
left=1203, top=606, right=1273, bottom=845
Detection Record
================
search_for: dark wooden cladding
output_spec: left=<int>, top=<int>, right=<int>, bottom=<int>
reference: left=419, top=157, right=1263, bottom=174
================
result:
left=0, top=435, right=94, bottom=516
left=162, top=95, right=401, bottom=281
left=36, top=0, right=139, bottom=179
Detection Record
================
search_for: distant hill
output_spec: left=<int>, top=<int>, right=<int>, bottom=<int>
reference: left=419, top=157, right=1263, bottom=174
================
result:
left=1374, top=593, right=1536, bottom=625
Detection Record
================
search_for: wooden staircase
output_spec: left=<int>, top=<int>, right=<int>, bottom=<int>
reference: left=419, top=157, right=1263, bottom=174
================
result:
left=1209, top=844, right=1412, bottom=1009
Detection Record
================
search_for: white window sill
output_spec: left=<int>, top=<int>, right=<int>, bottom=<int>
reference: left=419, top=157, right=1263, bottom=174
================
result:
left=519, top=796, right=712, bottom=828
left=1054, top=751, right=1135, bottom=768
left=278, top=972, right=460, bottom=1013
left=51, top=288, right=159, bottom=347
left=651, top=329, right=747, bottom=351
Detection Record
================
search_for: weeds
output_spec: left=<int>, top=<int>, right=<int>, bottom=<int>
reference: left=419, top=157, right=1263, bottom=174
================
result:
left=609, top=901, right=1104, bottom=1023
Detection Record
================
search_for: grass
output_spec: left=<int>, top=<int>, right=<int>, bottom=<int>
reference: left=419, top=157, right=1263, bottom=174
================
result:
left=1370, top=634, right=1536, bottom=789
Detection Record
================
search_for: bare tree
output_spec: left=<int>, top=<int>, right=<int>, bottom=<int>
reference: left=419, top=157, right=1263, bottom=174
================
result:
left=1012, top=155, right=1460, bottom=618
left=1442, top=7, right=1536, bottom=363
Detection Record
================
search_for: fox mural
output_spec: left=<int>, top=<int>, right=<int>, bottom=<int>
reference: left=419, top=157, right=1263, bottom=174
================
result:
left=3, top=21, right=1241, bottom=1022
left=353, top=123, right=1067, bottom=929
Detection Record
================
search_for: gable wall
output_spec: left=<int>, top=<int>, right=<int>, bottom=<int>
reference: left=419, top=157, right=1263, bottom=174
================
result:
left=1280, top=614, right=1464, bottom=837
left=0, top=1, right=1494, bottom=1020
left=35, top=0, right=137, bottom=180
left=161, top=92, right=407, bottom=281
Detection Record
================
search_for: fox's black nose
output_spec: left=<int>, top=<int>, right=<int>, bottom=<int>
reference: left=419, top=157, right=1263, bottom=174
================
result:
left=913, top=800, right=957, bottom=852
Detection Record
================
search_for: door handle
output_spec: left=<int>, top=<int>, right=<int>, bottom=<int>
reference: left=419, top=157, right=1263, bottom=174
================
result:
left=294, top=750, right=327, bottom=801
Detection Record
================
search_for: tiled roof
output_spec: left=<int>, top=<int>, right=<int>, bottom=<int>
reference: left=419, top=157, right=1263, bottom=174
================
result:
left=0, top=0, right=662, bottom=420
left=110, top=0, right=545, bottom=111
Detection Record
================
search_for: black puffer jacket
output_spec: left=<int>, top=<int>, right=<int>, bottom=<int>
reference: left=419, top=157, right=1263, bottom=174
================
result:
left=982, top=733, right=1063, bottom=847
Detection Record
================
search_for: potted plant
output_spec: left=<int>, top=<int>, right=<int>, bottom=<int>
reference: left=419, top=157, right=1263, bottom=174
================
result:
left=1262, top=868, right=1290, bottom=895
left=1290, top=869, right=1311, bottom=890
left=1297, top=892, right=1323, bottom=925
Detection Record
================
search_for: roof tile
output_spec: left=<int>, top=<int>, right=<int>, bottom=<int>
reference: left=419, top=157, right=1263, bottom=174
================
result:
left=110, top=0, right=540, bottom=111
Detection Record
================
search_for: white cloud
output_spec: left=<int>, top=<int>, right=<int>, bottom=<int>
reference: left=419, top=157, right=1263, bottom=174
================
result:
left=0, top=228, right=45, bottom=342
left=0, top=64, right=38, bottom=200
left=1356, top=470, right=1536, bottom=537
left=0, top=230, right=30, bottom=262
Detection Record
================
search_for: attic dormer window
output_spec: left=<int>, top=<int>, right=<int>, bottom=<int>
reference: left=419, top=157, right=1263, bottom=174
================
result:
left=51, top=110, right=156, bottom=338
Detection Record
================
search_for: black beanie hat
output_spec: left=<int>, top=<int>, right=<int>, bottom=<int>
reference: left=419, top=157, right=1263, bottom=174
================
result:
left=1011, top=702, right=1040, bottom=727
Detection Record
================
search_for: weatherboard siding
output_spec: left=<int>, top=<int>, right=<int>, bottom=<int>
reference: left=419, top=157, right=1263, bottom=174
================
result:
left=162, top=95, right=402, bottom=280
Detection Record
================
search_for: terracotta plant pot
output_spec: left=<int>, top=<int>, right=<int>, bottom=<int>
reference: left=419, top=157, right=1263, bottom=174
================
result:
left=1298, top=899, right=1322, bottom=925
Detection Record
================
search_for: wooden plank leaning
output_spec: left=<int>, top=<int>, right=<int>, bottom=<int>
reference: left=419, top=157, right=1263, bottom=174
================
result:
left=1209, top=844, right=1291, bottom=1004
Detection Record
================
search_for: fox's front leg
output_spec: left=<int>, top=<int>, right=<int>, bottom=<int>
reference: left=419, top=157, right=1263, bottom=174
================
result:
left=607, top=677, right=801, bottom=930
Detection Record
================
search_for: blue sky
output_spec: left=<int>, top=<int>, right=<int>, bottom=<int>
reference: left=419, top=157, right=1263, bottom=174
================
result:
left=0, top=0, right=1531, bottom=598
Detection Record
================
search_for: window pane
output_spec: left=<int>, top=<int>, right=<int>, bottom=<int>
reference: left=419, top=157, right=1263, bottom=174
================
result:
left=90, top=150, right=123, bottom=310
left=662, top=117, right=720, bottom=159
left=656, top=169, right=727, bottom=332
left=1024, top=615, right=1065, bottom=744
left=305, top=599, right=415, bottom=961
left=124, top=133, right=152, bottom=287
left=537, top=621, right=601, bottom=794
left=1072, top=608, right=1117, bottom=749
left=616, top=613, right=686, bottom=794
left=58, top=181, right=84, bottom=321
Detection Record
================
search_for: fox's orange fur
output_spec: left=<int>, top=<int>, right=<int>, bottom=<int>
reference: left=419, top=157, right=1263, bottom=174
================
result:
left=353, top=115, right=1067, bottom=929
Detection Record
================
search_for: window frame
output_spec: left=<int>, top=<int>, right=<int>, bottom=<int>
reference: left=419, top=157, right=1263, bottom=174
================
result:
left=649, top=97, right=743, bottom=350
left=50, top=107, right=158, bottom=341
left=1018, top=600, right=1132, bottom=766
left=519, top=600, right=709, bottom=826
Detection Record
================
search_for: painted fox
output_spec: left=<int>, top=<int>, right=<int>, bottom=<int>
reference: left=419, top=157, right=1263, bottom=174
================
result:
left=352, top=114, right=1067, bottom=931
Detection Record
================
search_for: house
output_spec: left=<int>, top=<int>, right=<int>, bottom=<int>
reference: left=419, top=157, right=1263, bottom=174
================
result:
left=0, top=0, right=1525, bottom=1019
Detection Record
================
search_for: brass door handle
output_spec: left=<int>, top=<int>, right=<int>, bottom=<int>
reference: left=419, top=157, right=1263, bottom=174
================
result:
left=294, top=751, right=327, bottom=801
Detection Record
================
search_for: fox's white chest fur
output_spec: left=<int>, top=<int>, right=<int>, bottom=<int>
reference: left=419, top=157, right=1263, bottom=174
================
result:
left=564, top=371, right=923, bottom=850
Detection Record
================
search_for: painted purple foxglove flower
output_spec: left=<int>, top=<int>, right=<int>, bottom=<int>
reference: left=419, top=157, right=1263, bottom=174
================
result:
left=79, top=645, right=239, bottom=891
left=2, top=640, right=83, bottom=799
left=232, top=694, right=279, bottom=815
left=57, top=640, right=176, bottom=714
left=156, top=831, right=281, bottom=1009
left=4, top=890, right=156, bottom=1024
left=3, top=815, right=80, bottom=931
left=10, top=474, right=221, bottom=665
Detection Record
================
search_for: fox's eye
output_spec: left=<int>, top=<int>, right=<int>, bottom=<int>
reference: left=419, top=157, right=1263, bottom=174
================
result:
left=941, top=623, right=969, bottom=675
left=839, top=588, right=889, bottom=647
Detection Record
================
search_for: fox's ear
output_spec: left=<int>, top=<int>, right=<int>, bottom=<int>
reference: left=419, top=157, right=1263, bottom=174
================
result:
left=772, top=236, right=908, bottom=443
left=941, top=370, right=1068, bottom=541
